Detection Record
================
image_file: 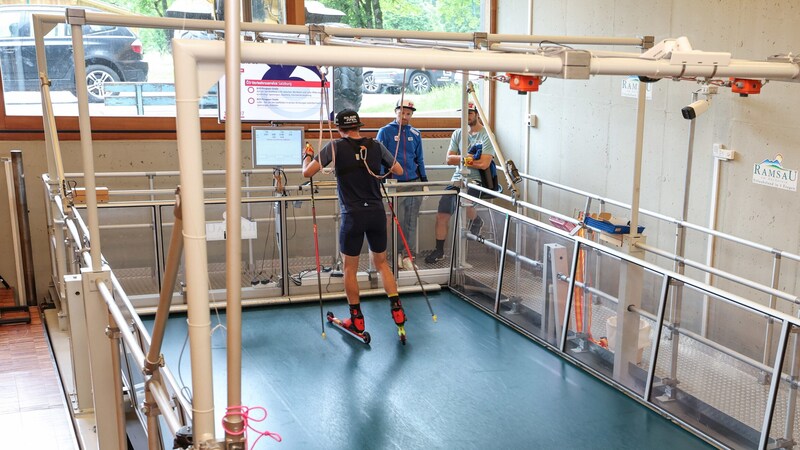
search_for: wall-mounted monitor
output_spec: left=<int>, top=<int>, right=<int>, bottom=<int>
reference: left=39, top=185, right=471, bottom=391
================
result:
left=251, top=126, right=305, bottom=168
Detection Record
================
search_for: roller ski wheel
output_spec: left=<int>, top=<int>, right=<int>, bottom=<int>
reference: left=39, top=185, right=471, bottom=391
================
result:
left=397, top=325, right=407, bottom=345
left=390, top=300, right=407, bottom=345
left=327, top=311, right=371, bottom=344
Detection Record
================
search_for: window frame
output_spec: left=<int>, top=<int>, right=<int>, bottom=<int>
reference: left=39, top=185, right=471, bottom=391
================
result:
left=0, top=0, right=495, bottom=140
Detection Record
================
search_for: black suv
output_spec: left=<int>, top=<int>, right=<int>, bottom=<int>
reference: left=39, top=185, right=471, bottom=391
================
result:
left=0, top=5, right=148, bottom=102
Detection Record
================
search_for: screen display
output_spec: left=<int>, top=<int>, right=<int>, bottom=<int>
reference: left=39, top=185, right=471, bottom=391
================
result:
left=219, top=64, right=333, bottom=122
left=251, top=127, right=304, bottom=168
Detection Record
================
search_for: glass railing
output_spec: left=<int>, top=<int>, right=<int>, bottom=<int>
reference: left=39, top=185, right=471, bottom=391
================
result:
left=449, top=191, right=800, bottom=449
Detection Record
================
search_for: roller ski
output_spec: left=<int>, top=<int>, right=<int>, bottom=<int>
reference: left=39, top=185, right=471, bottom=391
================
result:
left=327, top=311, right=371, bottom=344
left=391, top=297, right=407, bottom=345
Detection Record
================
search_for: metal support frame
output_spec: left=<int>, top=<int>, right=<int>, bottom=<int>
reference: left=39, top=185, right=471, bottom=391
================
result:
left=759, top=320, right=791, bottom=450
left=542, top=243, right=567, bottom=345
left=81, top=268, right=126, bottom=449
left=613, top=236, right=646, bottom=385
left=644, top=276, right=672, bottom=401
left=493, top=215, right=511, bottom=313
left=559, top=243, right=581, bottom=352
left=64, top=274, right=93, bottom=412
left=761, top=252, right=783, bottom=384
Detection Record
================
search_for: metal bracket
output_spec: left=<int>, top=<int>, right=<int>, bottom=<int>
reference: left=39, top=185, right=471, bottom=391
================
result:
left=472, top=32, right=488, bottom=49
left=770, top=438, right=797, bottom=450
left=141, top=400, right=159, bottom=417
left=655, top=377, right=680, bottom=402
left=307, top=24, right=326, bottom=45
left=105, top=326, right=120, bottom=339
left=560, top=50, right=591, bottom=79
left=640, top=35, right=655, bottom=50
left=65, top=8, right=87, bottom=26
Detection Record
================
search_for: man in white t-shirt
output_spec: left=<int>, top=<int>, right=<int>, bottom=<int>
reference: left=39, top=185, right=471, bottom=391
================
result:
left=425, top=103, right=497, bottom=264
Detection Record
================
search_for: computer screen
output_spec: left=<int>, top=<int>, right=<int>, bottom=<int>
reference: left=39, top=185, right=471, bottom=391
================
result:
left=251, top=126, right=305, bottom=168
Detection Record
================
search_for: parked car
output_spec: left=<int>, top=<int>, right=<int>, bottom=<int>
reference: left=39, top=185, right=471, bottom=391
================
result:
left=0, top=5, right=148, bottom=102
left=362, top=68, right=456, bottom=94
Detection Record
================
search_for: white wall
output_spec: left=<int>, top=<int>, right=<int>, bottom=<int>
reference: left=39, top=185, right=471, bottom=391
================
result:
left=494, top=0, right=800, bottom=354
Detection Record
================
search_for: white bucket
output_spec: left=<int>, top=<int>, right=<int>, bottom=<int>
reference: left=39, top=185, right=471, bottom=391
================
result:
left=606, top=316, right=651, bottom=363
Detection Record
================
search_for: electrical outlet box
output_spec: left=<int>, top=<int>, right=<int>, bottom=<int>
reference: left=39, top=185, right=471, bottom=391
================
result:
left=527, top=114, right=537, bottom=128
left=700, top=85, right=719, bottom=95
left=713, top=143, right=735, bottom=160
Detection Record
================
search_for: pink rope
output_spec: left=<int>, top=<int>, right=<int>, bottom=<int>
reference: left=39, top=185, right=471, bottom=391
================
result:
left=222, top=405, right=282, bottom=449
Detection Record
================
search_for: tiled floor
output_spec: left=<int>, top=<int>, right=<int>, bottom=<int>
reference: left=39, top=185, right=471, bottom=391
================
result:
left=0, top=288, right=78, bottom=450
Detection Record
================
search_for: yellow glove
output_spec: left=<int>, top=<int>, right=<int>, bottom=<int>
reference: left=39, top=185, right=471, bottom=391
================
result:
left=464, top=156, right=474, bottom=167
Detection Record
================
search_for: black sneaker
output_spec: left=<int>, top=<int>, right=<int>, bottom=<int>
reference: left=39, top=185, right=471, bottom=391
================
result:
left=469, top=217, right=484, bottom=236
left=424, top=248, right=445, bottom=264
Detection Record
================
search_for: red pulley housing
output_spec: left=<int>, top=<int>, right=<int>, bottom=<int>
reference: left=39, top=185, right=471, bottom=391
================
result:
left=506, top=73, right=540, bottom=94
left=730, top=78, right=762, bottom=96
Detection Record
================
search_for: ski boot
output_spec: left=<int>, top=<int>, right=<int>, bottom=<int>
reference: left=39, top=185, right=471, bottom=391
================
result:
left=390, top=297, right=407, bottom=344
left=327, top=306, right=370, bottom=344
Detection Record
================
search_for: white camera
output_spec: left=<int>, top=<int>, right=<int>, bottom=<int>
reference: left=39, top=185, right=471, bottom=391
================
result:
left=681, top=99, right=710, bottom=120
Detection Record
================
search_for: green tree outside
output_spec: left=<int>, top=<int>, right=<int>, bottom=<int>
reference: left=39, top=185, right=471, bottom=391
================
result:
left=320, top=0, right=481, bottom=32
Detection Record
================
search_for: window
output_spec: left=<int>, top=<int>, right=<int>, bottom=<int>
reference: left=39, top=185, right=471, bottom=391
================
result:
left=309, top=0, right=487, bottom=119
left=0, top=0, right=488, bottom=137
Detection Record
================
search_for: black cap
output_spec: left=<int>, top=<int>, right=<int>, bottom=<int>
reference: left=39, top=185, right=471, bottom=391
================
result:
left=334, top=109, right=364, bottom=129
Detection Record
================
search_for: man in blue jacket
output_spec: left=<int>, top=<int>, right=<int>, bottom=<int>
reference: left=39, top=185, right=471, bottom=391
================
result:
left=376, top=99, right=428, bottom=270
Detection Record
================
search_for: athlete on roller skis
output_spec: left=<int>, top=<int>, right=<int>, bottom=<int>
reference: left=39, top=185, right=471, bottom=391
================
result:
left=302, top=109, right=408, bottom=344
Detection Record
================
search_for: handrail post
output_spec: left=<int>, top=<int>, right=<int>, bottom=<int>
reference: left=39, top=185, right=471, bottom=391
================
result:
left=760, top=252, right=783, bottom=384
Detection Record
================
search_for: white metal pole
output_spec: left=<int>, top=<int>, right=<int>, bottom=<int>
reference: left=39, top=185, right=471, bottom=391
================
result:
left=223, top=0, right=245, bottom=443
left=171, top=39, right=218, bottom=446
left=32, top=13, right=64, bottom=190
left=34, top=12, right=800, bottom=81
left=3, top=159, right=26, bottom=305
left=701, top=154, right=722, bottom=336
left=35, top=16, right=69, bottom=302
left=468, top=85, right=515, bottom=197
left=68, top=11, right=102, bottom=270
left=628, top=81, right=647, bottom=236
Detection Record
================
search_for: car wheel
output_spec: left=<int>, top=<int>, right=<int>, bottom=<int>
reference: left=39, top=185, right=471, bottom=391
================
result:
left=85, top=64, right=120, bottom=103
left=409, top=71, right=432, bottom=94
left=362, top=71, right=382, bottom=94
left=333, top=66, right=363, bottom=112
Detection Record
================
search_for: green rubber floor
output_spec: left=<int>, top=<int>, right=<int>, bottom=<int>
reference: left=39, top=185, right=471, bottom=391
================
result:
left=147, top=290, right=712, bottom=449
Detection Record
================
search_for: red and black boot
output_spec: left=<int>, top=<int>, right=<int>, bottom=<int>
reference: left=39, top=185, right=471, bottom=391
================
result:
left=326, top=303, right=370, bottom=344
left=342, top=304, right=366, bottom=334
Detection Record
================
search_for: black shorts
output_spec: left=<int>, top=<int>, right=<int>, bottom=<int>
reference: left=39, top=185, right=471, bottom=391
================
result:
left=339, top=210, right=387, bottom=256
left=437, top=184, right=485, bottom=215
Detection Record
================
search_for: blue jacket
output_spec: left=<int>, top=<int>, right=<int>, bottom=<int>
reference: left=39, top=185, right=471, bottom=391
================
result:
left=376, top=121, right=428, bottom=182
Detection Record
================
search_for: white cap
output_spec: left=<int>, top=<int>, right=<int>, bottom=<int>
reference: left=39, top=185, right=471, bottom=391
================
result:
left=395, top=99, right=416, bottom=111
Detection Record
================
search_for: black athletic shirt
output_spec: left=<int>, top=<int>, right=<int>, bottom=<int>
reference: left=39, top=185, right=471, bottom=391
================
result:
left=318, top=137, right=395, bottom=214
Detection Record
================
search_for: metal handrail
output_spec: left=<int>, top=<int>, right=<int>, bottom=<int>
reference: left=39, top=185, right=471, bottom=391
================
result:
left=521, top=172, right=800, bottom=263
left=463, top=191, right=800, bottom=327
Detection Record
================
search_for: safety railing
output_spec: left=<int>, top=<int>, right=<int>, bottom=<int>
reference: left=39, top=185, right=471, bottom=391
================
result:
left=44, top=176, right=192, bottom=447
left=521, top=172, right=800, bottom=304
left=448, top=188, right=800, bottom=450
left=518, top=172, right=800, bottom=379
left=44, top=170, right=460, bottom=448
left=46, top=165, right=800, bottom=449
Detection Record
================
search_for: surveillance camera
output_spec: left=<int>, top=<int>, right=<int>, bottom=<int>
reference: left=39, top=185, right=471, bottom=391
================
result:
left=681, top=99, right=710, bottom=120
